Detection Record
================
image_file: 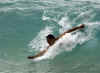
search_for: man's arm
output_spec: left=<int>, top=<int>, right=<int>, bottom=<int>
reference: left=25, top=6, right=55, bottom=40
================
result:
left=56, top=24, right=85, bottom=40
left=28, top=46, right=50, bottom=59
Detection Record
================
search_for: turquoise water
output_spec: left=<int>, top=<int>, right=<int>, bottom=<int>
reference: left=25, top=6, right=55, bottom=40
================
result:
left=0, top=0, right=100, bottom=73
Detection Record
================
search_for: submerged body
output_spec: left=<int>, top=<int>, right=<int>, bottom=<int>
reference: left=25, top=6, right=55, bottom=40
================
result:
left=28, top=24, right=85, bottom=59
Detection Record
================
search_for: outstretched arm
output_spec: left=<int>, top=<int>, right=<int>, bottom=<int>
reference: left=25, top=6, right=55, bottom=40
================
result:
left=56, top=24, right=85, bottom=40
left=28, top=46, right=50, bottom=59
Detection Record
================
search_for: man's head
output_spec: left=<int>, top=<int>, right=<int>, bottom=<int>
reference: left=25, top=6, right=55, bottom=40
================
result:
left=46, top=34, right=56, bottom=45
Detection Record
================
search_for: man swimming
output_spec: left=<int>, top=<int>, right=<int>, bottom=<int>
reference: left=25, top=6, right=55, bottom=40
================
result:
left=28, top=24, right=85, bottom=59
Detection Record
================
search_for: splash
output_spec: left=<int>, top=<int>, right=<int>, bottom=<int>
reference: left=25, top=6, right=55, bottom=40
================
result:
left=30, top=21, right=100, bottom=61
left=28, top=26, right=53, bottom=52
left=28, top=0, right=100, bottom=61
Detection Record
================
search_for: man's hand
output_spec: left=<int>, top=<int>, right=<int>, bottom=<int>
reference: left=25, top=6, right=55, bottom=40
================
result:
left=80, top=24, right=85, bottom=28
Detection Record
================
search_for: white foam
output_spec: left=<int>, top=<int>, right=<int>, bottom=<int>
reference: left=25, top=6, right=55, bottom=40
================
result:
left=42, top=16, right=50, bottom=21
left=58, top=16, right=72, bottom=34
left=32, top=32, right=84, bottom=61
left=31, top=21, right=100, bottom=61
left=29, top=26, right=53, bottom=52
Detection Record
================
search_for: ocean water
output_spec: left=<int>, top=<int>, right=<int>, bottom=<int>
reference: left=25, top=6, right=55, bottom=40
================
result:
left=0, top=0, right=100, bottom=73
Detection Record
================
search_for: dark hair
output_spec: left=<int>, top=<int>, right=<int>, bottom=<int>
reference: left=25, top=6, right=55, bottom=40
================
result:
left=46, top=34, right=56, bottom=45
left=46, top=34, right=55, bottom=40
